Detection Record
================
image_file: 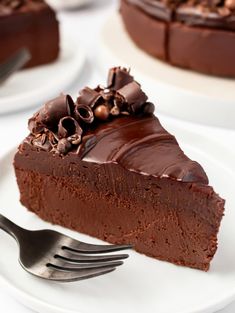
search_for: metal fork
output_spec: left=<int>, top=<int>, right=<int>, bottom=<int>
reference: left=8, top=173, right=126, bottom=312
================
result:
left=0, top=214, right=131, bottom=282
left=0, top=48, right=31, bottom=85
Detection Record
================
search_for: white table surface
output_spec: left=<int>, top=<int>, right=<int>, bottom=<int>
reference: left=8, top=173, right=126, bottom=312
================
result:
left=0, top=1, right=235, bottom=312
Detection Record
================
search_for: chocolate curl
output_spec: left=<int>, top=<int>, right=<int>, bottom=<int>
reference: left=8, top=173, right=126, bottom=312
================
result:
left=58, top=116, right=82, bottom=145
left=32, top=133, right=54, bottom=152
left=74, top=104, right=94, bottom=124
left=107, top=67, right=134, bottom=90
left=58, top=116, right=82, bottom=137
left=77, top=87, right=102, bottom=108
left=117, top=81, right=148, bottom=113
left=39, top=94, right=75, bottom=127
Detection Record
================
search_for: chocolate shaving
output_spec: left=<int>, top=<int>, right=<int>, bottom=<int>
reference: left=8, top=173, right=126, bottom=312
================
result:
left=117, top=81, right=148, bottom=113
left=46, top=130, right=59, bottom=145
left=41, top=133, right=47, bottom=145
left=107, top=67, right=134, bottom=90
left=32, top=134, right=52, bottom=152
left=28, top=113, right=44, bottom=134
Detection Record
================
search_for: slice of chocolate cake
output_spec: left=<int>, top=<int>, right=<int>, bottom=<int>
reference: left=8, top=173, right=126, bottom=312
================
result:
left=14, top=68, right=225, bottom=271
left=0, top=0, right=59, bottom=68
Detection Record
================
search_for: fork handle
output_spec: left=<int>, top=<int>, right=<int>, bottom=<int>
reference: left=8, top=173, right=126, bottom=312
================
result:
left=0, top=214, right=23, bottom=241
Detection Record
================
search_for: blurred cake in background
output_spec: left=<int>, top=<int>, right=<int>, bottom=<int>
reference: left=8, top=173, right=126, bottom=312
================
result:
left=120, top=0, right=235, bottom=77
left=0, top=0, right=59, bottom=68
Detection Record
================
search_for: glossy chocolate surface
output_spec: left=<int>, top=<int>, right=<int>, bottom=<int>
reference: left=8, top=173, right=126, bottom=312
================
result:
left=22, top=115, right=208, bottom=184
left=80, top=115, right=208, bottom=183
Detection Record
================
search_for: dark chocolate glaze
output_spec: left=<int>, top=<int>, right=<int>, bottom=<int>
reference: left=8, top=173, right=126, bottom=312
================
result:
left=24, top=115, right=208, bottom=184
left=126, top=0, right=235, bottom=30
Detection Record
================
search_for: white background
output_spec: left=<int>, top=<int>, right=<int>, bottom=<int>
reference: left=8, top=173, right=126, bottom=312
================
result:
left=0, top=0, right=235, bottom=312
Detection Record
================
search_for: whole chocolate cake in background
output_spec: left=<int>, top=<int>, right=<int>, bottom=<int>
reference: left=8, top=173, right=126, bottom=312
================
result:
left=120, top=0, right=235, bottom=77
left=0, top=0, right=59, bottom=68
left=14, top=67, right=225, bottom=271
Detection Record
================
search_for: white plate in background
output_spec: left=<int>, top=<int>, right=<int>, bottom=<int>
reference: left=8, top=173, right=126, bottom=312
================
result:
left=0, top=121, right=235, bottom=313
left=0, top=35, right=85, bottom=114
left=99, top=13, right=235, bottom=129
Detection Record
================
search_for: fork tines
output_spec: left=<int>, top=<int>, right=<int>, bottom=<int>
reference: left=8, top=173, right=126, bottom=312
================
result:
left=45, top=243, right=132, bottom=282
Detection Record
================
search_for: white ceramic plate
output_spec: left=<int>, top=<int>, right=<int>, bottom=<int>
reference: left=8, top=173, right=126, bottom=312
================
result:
left=0, top=122, right=235, bottom=313
left=0, top=35, right=85, bottom=114
left=99, top=13, right=235, bottom=129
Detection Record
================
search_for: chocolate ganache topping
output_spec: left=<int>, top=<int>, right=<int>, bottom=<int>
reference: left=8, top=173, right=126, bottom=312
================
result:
left=26, top=67, right=208, bottom=183
left=28, top=67, right=154, bottom=155
left=126, top=0, right=235, bottom=30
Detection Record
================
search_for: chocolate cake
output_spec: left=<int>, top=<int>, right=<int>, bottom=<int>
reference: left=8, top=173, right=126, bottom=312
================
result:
left=14, top=67, right=225, bottom=271
left=0, top=0, right=59, bottom=68
left=120, top=0, right=235, bottom=77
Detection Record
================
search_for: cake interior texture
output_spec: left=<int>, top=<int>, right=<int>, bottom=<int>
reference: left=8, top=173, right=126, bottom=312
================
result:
left=14, top=68, right=225, bottom=271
